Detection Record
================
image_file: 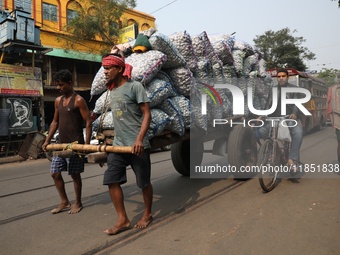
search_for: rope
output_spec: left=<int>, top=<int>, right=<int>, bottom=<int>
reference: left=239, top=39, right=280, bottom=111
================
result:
left=62, top=141, right=85, bottom=158
left=97, top=91, right=111, bottom=136
left=62, top=141, right=78, bottom=151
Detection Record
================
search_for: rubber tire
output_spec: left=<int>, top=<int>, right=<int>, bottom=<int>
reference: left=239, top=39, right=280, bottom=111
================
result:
left=258, top=139, right=280, bottom=192
left=171, top=140, right=203, bottom=176
left=227, top=125, right=257, bottom=180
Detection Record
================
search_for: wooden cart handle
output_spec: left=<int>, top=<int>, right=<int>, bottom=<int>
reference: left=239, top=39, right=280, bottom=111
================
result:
left=45, top=143, right=132, bottom=154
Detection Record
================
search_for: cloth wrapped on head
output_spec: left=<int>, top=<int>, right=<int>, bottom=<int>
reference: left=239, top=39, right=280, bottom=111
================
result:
left=102, top=54, right=133, bottom=90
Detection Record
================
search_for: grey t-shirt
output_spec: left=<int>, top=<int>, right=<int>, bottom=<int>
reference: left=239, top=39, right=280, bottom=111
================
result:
left=109, top=80, right=150, bottom=148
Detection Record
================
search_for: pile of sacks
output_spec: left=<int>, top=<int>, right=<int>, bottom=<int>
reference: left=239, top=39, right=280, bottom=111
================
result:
left=90, top=29, right=273, bottom=139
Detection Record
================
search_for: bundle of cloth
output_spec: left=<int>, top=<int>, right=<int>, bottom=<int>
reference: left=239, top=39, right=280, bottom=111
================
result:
left=91, top=28, right=273, bottom=138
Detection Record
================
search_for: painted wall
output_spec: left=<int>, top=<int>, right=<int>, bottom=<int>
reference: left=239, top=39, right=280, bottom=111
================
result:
left=2, top=0, right=155, bottom=54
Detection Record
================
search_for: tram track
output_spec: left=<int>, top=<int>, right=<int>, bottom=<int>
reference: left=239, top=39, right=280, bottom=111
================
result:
left=301, top=127, right=335, bottom=153
left=0, top=173, right=104, bottom=199
left=0, top=190, right=108, bottom=225
left=0, top=129, right=332, bottom=228
left=82, top=179, right=247, bottom=255
left=0, top=157, right=174, bottom=226
left=0, top=171, right=48, bottom=183
left=0, top=158, right=172, bottom=198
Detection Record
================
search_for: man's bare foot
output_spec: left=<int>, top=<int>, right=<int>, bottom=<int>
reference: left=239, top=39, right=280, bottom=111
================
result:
left=51, top=202, right=71, bottom=214
left=104, top=222, right=131, bottom=235
left=134, top=215, right=153, bottom=229
left=68, top=203, right=83, bottom=214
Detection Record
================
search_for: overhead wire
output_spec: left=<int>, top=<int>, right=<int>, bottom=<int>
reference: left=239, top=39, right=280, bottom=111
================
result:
left=135, top=0, right=179, bottom=34
left=149, top=0, right=178, bottom=14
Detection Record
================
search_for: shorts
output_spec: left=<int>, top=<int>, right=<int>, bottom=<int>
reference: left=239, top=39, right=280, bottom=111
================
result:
left=336, top=129, right=340, bottom=141
left=50, top=155, right=85, bottom=175
left=103, top=149, right=151, bottom=189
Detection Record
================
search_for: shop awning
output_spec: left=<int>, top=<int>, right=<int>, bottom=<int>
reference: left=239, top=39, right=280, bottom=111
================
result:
left=46, top=48, right=102, bottom=62
left=0, top=41, right=52, bottom=54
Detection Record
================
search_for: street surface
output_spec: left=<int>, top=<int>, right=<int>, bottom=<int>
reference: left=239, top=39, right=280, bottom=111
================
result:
left=0, top=126, right=339, bottom=255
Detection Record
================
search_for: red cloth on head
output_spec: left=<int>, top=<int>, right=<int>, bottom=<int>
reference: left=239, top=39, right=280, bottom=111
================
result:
left=102, top=55, right=132, bottom=80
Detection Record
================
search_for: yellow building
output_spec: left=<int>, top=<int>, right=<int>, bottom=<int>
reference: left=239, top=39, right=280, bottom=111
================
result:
left=1, top=0, right=155, bottom=125
left=2, top=0, right=155, bottom=89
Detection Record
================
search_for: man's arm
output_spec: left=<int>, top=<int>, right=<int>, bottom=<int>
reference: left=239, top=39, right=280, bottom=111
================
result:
left=132, top=102, right=151, bottom=156
left=75, top=95, right=92, bottom=144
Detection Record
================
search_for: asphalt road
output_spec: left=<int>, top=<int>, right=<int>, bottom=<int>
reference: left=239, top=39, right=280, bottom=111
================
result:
left=0, top=126, right=339, bottom=255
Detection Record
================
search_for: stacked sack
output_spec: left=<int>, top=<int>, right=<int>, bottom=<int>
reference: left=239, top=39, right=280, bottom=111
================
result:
left=90, top=29, right=273, bottom=139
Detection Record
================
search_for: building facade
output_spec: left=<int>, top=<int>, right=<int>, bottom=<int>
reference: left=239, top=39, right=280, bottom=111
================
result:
left=2, top=0, right=155, bottom=87
left=1, top=0, right=155, bottom=124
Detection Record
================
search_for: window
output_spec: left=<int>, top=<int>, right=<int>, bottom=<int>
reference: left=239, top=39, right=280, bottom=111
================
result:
left=14, top=0, right=32, bottom=13
left=127, top=19, right=137, bottom=26
left=67, top=9, right=78, bottom=24
left=67, top=1, right=81, bottom=24
left=141, top=23, right=150, bottom=31
left=43, top=3, right=58, bottom=22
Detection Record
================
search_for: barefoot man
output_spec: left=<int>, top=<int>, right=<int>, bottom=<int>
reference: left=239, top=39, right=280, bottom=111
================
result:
left=42, top=69, right=92, bottom=214
left=101, top=53, right=153, bottom=235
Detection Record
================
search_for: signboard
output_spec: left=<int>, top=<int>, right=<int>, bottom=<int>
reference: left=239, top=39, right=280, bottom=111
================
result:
left=119, top=24, right=138, bottom=43
left=0, top=63, right=43, bottom=96
left=6, top=97, right=34, bottom=135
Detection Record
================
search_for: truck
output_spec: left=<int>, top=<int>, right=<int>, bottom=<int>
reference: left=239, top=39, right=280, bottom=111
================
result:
left=148, top=117, right=258, bottom=178
left=18, top=28, right=264, bottom=179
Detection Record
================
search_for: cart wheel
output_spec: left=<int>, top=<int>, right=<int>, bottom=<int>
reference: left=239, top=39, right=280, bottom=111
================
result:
left=227, top=125, right=257, bottom=180
left=171, top=140, right=203, bottom=176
